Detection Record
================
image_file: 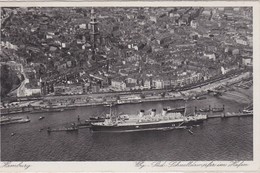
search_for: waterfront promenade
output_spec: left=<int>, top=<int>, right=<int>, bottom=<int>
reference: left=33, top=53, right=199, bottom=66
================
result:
left=0, top=70, right=252, bottom=114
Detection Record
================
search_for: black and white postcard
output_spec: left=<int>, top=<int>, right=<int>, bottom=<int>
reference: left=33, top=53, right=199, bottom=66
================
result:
left=0, top=1, right=259, bottom=172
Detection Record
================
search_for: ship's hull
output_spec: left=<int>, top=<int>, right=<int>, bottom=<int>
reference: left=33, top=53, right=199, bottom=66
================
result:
left=90, top=119, right=204, bottom=133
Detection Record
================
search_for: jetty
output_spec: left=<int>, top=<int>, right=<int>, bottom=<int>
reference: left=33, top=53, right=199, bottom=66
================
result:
left=47, top=127, right=79, bottom=133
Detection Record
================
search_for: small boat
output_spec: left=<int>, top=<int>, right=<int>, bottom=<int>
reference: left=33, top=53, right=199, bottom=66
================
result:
left=188, top=129, right=194, bottom=135
left=212, top=108, right=224, bottom=112
left=39, top=116, right=45, bottom=120
left=196, top=96, right=207, bottom=100
left=11, top=132, right=15, bottom=136
left=242, top=109, right=253, bottom=114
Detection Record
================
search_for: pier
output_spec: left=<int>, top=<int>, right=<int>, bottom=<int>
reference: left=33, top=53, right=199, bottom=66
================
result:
left=195, top=103, right=253, bottom=119
left=46, top=122, right=91, bottom=133
left=207, top=112, right=253, bottom=119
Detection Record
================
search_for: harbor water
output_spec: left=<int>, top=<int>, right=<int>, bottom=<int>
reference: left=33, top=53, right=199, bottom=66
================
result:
left=1, top=96, right=253, bottom=161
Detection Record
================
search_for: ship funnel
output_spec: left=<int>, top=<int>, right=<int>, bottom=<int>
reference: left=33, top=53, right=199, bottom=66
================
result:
left=162, top=108, right=167, bottom=116
left=151, top=109, right=156, bottom=117
left=139, top=110, right=145, bottom=117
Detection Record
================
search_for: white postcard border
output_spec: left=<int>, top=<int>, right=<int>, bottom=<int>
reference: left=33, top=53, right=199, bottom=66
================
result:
left=0, top=1, right=259, bottom=172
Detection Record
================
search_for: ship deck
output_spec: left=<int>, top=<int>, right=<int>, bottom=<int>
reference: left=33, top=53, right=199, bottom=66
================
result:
left=117, top=118, right=184, bottom=126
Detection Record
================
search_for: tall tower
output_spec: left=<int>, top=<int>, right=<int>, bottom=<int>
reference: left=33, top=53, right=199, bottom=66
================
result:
left=90, top=8, right=99, bottom=60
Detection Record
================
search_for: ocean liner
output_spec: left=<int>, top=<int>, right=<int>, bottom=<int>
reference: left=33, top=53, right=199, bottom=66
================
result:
left=90, top=106, right=207, bottom=133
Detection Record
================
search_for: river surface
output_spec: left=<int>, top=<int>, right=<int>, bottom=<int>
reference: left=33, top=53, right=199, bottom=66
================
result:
left=1, top=95, right=253, bottom=161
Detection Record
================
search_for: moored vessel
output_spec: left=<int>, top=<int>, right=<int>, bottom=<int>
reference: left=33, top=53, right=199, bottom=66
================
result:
left=0, top=116, right=30, bottom=125
left=90, top=106, right=207, bottom=133
left=30, top=108, right=64, bottom=114
left=211, top=105, right=225, bottom=112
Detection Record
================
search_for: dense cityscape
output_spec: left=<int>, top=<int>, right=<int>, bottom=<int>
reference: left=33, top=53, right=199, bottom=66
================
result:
left=1, top=7, right=252, bottom=94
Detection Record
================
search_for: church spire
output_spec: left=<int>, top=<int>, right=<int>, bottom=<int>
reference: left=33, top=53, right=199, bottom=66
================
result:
left=90, top=8, right=99, bottom=61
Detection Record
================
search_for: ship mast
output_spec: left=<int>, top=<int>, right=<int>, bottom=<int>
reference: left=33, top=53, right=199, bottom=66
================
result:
left=184, top=99, right=187, bottom=116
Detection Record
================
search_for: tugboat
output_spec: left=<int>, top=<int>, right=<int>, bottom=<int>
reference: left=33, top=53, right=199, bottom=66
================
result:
left=90, top=105, right=207, bottom=133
